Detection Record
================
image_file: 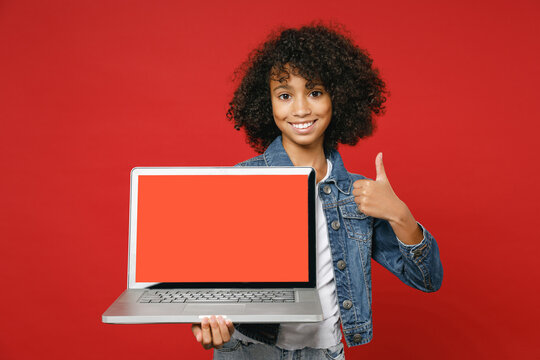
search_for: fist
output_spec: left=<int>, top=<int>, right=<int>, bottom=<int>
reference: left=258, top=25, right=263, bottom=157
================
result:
left=352, top=152, right=405, bottom=222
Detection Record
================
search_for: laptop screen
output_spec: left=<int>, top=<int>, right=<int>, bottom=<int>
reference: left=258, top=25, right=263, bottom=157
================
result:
left=128, top=167, right=315, bottom=289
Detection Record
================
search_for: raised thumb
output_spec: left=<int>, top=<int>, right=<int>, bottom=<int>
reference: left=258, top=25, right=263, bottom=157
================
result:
left=375, top=152, right=387, bottom=181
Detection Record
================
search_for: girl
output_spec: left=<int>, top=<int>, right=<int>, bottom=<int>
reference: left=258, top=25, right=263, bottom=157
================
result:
left=192, top=23, right=443, bottom=359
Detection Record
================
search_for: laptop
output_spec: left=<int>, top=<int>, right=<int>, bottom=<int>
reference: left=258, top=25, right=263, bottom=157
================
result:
left=102, top=166, right=323, bottom=324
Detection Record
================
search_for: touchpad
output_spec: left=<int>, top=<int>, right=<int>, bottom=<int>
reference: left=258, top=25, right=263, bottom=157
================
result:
left=184, top=304, right=246, bottom=314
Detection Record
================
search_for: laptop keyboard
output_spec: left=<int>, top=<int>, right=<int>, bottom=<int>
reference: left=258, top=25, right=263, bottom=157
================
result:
left=138, top=289, right=296, bottom=303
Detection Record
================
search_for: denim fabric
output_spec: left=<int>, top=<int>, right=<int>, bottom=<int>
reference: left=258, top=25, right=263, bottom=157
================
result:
left=234, top=136, right=443, bottom=347
left=213, top=339, right=345, bottom=360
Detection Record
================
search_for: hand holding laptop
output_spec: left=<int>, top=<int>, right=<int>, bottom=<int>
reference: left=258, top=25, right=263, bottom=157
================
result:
left=192, top=315, right=235, bottom=350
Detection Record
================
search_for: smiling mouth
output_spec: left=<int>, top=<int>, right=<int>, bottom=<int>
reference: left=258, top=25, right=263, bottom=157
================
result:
left=290, top=120, right=316, bottom=129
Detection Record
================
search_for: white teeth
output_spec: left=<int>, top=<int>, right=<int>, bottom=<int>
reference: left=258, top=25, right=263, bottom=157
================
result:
left=292, top=121, right=314, bottom=129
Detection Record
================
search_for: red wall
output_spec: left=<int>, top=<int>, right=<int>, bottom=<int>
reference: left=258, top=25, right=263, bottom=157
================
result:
left=1, top=0, right=538, bottom=359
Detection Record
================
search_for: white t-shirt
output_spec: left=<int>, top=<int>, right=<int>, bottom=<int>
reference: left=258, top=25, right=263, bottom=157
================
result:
left=234, top=160, right=342, bottom=349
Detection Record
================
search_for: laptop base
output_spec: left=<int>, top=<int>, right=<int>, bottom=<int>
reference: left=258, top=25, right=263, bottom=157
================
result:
left=102, top=288, right=323, bottom=324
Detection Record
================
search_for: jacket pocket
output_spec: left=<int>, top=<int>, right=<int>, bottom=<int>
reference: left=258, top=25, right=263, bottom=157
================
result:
left=339, top=202, right=372, bottom=241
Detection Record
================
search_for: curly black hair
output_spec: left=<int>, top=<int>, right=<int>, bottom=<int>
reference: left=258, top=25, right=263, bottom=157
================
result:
left=226, top=22, right=388, bottom=154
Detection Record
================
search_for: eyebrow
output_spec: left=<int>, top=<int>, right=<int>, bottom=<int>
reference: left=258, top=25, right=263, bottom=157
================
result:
left=272, top=83, right=325, bottom=92
left=272, top=84, right=290, bottom=92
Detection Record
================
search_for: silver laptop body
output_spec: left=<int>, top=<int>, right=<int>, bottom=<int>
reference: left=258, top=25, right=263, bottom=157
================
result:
left=102, top=166, right=323, bottom=324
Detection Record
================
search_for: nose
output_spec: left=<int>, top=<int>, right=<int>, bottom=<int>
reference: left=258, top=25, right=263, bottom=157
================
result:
left=292, top=96, right=312, bottom=117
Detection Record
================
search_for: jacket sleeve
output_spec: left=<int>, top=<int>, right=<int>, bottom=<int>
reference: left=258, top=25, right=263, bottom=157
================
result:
left=371, top=218, right=443, bottom=292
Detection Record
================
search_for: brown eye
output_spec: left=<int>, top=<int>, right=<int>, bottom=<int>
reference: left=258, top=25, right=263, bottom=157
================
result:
left=310, top=90, right=323, bottom=97
left=278, top=94, right=291, bottom=100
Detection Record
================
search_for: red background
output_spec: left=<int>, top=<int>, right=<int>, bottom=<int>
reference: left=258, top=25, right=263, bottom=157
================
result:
left=1, top=0, right=539, bottom=359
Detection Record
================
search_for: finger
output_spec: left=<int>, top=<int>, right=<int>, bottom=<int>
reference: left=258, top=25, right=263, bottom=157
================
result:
left=353, top=190, right=362, bottom=204
left=353, top=179, right=371, bottom=189
left=191, top=324, right=202, bottom=343
left=201, top=317, right=213, bottom=349
left=209, top=315, right=224, bottom=348
left=352, top=187, right=369, bottom=197
left=226, top=318, right=235, bottom=334
left=375, top=152, right=388, bottom=182
left=355, top=195, right=370, bottom=210
left=217, top=316, right=231, bottom=343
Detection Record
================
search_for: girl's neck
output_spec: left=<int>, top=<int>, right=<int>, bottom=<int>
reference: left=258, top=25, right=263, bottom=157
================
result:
left=281, top=138, right=328, bottom=183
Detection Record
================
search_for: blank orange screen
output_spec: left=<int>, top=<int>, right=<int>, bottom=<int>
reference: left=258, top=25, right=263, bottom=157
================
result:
left=135, top=175, right=309, bottom=283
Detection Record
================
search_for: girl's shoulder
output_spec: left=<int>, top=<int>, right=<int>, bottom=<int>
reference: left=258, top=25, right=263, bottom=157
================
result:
left=234, top=154, right=267, bottom=167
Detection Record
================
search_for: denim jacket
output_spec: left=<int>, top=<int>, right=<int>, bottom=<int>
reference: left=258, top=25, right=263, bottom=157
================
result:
left=234, top=136, right=443, bottom=347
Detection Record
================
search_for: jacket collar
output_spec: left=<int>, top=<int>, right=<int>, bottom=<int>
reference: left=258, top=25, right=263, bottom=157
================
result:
left=263, top=136, right=353, bottom=195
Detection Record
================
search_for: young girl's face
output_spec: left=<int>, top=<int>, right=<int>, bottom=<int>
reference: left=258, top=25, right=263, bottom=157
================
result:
left=269, top=69, right=332, bottom=150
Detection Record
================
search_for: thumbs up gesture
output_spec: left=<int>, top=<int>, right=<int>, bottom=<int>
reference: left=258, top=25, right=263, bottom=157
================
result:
left=352, top=152, right=407, bottom=223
